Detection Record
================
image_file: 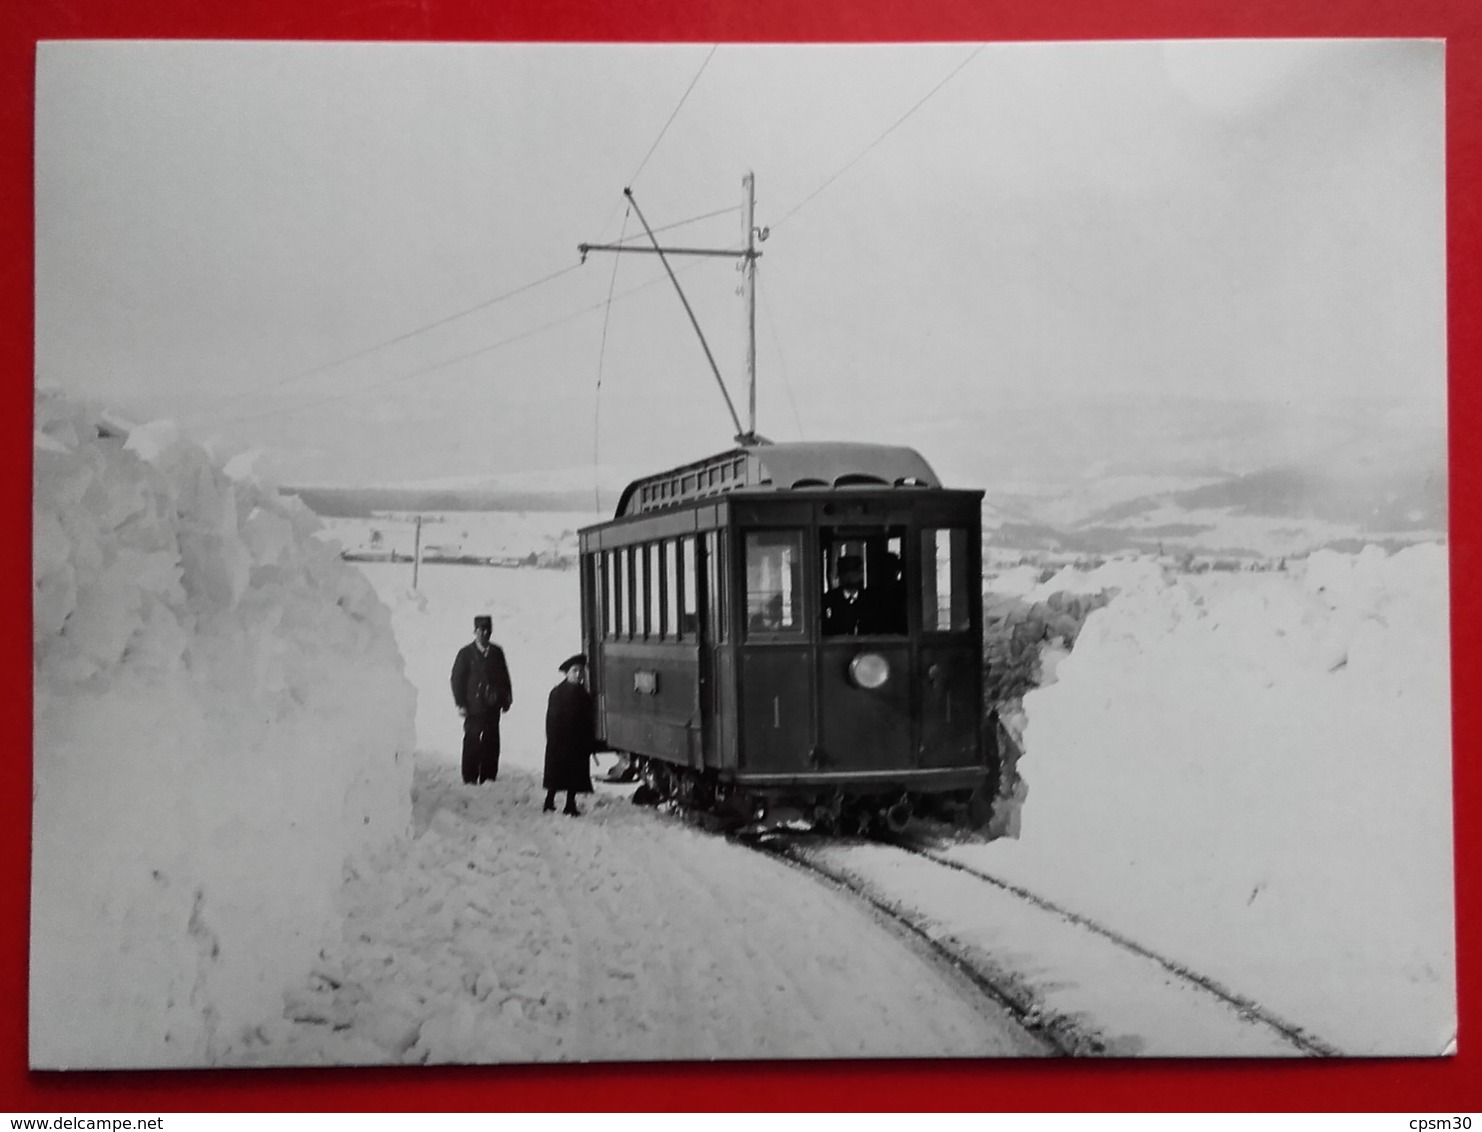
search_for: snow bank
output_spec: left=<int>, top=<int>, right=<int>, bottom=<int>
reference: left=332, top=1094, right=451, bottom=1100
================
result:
left=31, top=391, right=417, bottom=1068
left=978, top=542, right=1454, bottom=1054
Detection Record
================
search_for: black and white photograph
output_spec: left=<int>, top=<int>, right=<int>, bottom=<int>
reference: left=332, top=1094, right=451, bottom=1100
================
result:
left=31, top=38, right=1451, bottom=1068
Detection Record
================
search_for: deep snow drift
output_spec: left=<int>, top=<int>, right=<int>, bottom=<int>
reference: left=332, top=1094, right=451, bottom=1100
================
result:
left=971, top=548, right=1455, bottom=1055
left=31, top=392, right=416, bottom=1068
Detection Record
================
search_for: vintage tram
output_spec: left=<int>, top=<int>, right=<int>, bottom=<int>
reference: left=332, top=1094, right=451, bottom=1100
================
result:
left=577, top=440, right=996, bottom=834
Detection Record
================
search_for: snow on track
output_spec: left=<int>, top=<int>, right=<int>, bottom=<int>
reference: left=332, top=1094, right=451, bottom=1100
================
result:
left=232, top=757, right=1042, bottom=1065
left=799, top=841, right=1309, bottom=1057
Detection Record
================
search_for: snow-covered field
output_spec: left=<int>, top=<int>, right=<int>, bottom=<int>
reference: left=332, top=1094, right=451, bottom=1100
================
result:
left=318, top=510, right=600, bottom=567
left=31, top=392, right=1456, bottom=1065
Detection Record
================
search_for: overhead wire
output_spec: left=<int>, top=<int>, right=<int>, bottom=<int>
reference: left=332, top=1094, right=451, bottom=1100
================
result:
left=629, top=45, right=718, bottom=187
left=201, top=261, right=585, bottom=413
left=210, top=43, right=968, bottom=451
left=756, top=274, right=806, bottom=441
left=602, top=203, right=743, bottom=247
left=726, top=45, right=983, bottom=445
left=592, top=203, right=632, bottom=510
left=591, top=45, right=721, bottom=243
left=214, top=257, right=716, bottom=426
left=584, top=42, right=721, bottom=492
left=204, top=46, right=723, bottom=423
left=772, top=45, right=984, bottom=230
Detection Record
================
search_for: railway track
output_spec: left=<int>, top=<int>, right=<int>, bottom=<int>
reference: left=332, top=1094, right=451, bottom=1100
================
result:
left=744, top=828, right=1342, bottom=1058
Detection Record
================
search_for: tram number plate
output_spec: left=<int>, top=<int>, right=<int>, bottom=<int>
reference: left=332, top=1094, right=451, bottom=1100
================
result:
left=633, top=669, right=660, bottom=695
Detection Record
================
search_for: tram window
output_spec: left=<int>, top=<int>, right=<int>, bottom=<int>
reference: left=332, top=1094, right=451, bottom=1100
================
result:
left=665, top=540, right=680, bottom=639
left=634, top=545, right=645, bottom=635
left=611, top=550, right=625, bottom=637
left=644, top=543, right=659, bottom=637
left=821, top=529, right=907, bottom=636
left=705, top=532, right=728, bottom=642
left=711, top=536, right=723, bottom=640
left=679, top=536, right=698, bottom=636
left=626, top=547, right=639, bottom=638
left=923, top=528, right=970, bottom=633
left=592, top=553, right=607, bottom=640
left=606, top=552, right=617, bottom=637
left=744, top=531, right=804, bottom=635
left=594, top=553, right=605, bottom=638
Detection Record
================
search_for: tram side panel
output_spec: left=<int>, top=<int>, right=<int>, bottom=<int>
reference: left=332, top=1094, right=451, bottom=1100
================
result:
left=736, top=643, right=812, bottom=773
left=580, top=512, right=711, bottom=771
left=917, top=640, right=982, bottom=767
left=599, top=642, right=703, bottom=769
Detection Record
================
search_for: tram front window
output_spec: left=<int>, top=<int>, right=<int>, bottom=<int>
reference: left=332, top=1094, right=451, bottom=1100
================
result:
left=745, top=531, right=804, bottom=634
left=821, top=530, right=907, bottom=636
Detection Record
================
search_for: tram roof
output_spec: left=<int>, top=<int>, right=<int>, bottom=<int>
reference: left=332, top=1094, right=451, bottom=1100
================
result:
left=615, top=441, right=942, bottom=518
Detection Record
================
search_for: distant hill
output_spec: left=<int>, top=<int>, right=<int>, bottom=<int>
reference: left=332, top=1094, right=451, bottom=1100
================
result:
left=1080, top=457, right=1446, bottom=533
left=1174, top=463, right=1444, bottom=530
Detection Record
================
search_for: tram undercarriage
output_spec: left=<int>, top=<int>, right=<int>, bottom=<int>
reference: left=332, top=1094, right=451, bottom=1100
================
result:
left=619, top=754, right=996, bottom=838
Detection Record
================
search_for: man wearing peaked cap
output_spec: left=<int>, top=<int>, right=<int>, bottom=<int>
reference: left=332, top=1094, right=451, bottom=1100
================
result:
left=450, top=613, right=513, bottom=785
left=543, top=653, right=595, bottom=815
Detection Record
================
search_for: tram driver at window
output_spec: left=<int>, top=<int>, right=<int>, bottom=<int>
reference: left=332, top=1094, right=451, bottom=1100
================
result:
left=822, top=554, right=875, bottom=636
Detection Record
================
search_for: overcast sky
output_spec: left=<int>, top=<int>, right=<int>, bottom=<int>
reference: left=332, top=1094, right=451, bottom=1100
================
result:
left=34, top=39, right=1445, bottom=488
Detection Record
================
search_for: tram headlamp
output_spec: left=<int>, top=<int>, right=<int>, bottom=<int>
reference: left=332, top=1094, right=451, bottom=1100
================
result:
left=848, top=652, right=891, bottom=690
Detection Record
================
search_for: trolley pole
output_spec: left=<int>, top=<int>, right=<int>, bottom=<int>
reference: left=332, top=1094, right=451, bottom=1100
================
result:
left=579, top=173, right=769, bottom=447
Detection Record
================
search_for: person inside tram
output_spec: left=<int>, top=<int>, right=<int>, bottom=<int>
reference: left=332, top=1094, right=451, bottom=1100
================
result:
left=822, top=554, right=874, bottom=636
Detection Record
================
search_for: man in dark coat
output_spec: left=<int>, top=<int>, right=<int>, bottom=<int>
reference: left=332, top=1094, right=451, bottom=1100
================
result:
left=543, top=653, right=596, bottom=816
left=451, top=614, right=513, bottom=784
left=822, top=554, right=878, bottom=636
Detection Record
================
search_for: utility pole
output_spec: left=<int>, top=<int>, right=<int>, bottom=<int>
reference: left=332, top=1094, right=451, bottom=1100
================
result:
left=743, top=171, right=759, bottom=441
left=580, top=173, right=769, bottom=447
left=412, top=514, right=422, bottom=591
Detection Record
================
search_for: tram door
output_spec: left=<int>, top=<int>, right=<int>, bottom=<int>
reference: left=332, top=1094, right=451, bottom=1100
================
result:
left=917, top=526, right=981, bottom=767
left=816, top=528, right=913, bottom=772
left=737, top=530, right=812, bottom=772
left=697, top=530, right=731, bottom=769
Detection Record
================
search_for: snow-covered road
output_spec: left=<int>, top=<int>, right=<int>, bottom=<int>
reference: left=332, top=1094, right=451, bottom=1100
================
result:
left=237, top=756, right=1042, bottom=1065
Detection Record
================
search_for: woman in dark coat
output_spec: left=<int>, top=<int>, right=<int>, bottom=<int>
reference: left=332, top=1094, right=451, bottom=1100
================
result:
left=544, top=654, right=596, bottom=815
